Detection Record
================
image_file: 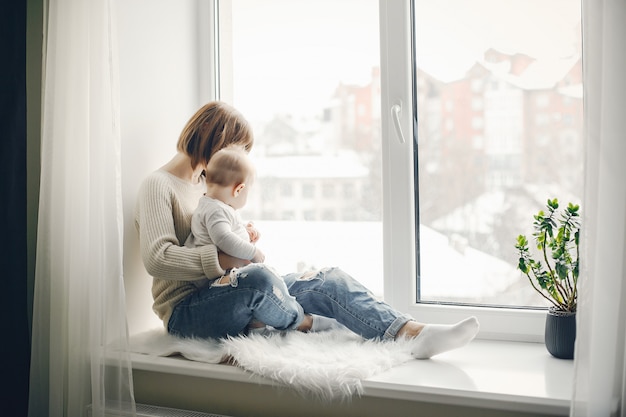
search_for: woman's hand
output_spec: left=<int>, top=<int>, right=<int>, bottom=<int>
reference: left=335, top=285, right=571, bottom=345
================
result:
left=218, top=252, right=250, bottom=270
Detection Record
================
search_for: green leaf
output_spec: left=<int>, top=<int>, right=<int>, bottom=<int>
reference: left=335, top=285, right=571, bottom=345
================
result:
left=518, top=258, right=529, bottom=274
left=548, top=198, right=559, bottom=210
left=514, top=197, right=581, bottom=310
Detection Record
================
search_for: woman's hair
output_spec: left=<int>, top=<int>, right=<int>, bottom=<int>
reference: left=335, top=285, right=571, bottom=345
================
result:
left=205, top=145, right=255, bottom=187
left=177, top=101, right=254, bottom=169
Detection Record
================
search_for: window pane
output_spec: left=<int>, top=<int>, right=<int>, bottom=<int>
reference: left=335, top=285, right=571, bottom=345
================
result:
left=413, top=0, right=583, bottom=307
left=223, top=0, right=383, bottom=295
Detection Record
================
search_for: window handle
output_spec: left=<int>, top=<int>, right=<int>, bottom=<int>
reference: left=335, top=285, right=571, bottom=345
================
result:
left=391, top=102, right=406, bottom=144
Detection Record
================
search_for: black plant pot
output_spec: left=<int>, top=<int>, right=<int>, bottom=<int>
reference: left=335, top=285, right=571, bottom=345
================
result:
left=545, top=307, right=576, bottom=359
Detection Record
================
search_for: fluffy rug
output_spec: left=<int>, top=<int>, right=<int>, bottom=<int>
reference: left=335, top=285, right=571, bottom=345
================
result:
left=129, top=328, right=414, bottom=401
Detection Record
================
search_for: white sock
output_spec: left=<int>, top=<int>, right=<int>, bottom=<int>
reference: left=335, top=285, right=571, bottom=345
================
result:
left=247, top=324, right=283, bottom=337
left=310, top=314, right=340, bottom=332
left=247, top=325, right=269, bottom=335
left=410, top=316, right=479, bottom=359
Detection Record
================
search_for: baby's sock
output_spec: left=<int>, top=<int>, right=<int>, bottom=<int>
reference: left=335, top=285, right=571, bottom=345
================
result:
left=247, top=325, right=270, bottom=336
left=410, top=316, right=479, bottom=359
left=310, top=314, right=340, bottom=332
left=247, top=324, right=285, bottom=337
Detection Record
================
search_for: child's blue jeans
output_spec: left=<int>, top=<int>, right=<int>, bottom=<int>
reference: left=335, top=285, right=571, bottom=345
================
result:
left=167, top=264, right=412, bottom=340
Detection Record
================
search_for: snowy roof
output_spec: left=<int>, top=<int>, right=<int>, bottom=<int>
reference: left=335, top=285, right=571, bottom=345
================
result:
left=479, top=55, right=581, bottom=91
left=419, top=49, right=582, bottom=92
left=253, top=152, right=369, bottom=179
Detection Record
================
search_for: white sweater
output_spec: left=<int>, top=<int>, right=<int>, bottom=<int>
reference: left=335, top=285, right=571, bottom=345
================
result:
left=185, top=196, right=257, bottom=260
left=135, top=170, right=224, bottom=327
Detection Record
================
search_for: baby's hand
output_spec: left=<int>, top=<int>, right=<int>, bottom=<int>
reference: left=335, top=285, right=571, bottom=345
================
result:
left=246, top=221, right=261, bottom=243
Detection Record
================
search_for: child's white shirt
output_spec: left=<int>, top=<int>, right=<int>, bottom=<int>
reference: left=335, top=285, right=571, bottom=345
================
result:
left=185, top=196, right=256, bottom=261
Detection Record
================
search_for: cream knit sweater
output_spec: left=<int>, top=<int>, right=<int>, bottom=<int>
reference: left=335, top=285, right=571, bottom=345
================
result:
left=135, top=170, right=224, bottom=327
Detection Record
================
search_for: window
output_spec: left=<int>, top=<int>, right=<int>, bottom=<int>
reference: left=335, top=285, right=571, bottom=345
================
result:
left=220, top=0, right=384, bottom=295
left=471, top=97, right=483, bottom=110
left=322, top=184, right=335, bottom=199
left=280, top=183, right=293, bottom=198
left=471, top=116, right=484, bottom=129
left=381, top=0, right=582, bottom=339
left=343, top=183, right=355, bottom=199
left=215, top=0, right=582, bottom=340
left=302, top=183, right=315, bottom=199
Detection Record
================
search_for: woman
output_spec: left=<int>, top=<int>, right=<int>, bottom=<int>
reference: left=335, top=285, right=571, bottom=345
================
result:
left=135, top=101, right=479, bottom=359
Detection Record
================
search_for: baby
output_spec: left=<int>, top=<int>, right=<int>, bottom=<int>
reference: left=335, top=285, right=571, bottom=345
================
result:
left=185, top=144, right=264, bottom=264
left=185, top=145, right=339, bottom=334
left=185, top=145, right=341, bottom=334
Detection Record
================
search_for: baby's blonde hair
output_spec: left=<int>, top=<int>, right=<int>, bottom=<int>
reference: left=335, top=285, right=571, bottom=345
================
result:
left=205, top=145, right=254, bottom=187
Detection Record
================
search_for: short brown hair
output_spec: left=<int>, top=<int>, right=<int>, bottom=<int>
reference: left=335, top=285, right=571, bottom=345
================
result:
left=205, top=145, right=255, bottom=187
left=177, top=101, right=254, bottom=169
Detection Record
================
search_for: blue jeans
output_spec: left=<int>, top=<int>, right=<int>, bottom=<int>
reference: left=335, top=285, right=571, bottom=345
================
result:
left=167, top=264, right=412, bottom=340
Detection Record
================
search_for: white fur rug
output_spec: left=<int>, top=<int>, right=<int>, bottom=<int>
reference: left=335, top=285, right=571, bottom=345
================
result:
left=130, top=328, right=414, bottom=401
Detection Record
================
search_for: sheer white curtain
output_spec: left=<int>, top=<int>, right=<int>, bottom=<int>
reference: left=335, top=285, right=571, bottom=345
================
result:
left=28, top=0, right=136, bottom=416
left=572, top=0, right=626, bottom=416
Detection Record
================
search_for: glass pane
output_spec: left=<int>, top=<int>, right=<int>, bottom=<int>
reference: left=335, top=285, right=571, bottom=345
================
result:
left=413, top=0, right=583, bottom=307
left=224, top=0, right=383, bottom=296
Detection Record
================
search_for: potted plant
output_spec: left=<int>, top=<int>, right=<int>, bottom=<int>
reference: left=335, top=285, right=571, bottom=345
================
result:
left=515, top=198, right=580, bottom=359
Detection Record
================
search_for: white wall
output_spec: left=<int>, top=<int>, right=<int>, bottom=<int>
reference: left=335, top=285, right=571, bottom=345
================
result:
left=117, top=0, right=209, bottom=334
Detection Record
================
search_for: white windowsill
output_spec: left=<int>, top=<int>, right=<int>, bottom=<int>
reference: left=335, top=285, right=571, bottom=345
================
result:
left=130, top=338, right=573, bottom=416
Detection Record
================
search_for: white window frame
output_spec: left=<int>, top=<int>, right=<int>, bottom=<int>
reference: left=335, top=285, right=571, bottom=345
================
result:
left=215, top=0, right=545, bottom=342
left=198, top=0, right=220, bottom=104
left=379, top=0, right=544, bottom=342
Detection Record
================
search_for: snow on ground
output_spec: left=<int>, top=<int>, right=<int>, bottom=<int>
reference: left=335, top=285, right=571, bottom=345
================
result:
left=253, top=220, right=535, bottom=306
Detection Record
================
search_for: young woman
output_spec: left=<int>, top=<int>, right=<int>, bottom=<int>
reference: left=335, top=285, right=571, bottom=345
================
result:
left=135, top=101, right=479, bottom=359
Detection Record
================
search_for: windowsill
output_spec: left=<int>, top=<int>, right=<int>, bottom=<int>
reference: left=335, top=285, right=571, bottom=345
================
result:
left=130, top=338, right=573, bottom=416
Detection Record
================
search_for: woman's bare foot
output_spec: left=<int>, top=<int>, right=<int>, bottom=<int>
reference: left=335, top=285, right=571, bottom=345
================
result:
left=396, top=320, right=426, bottom=339
left=296, top=314, right=313, bottom=332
